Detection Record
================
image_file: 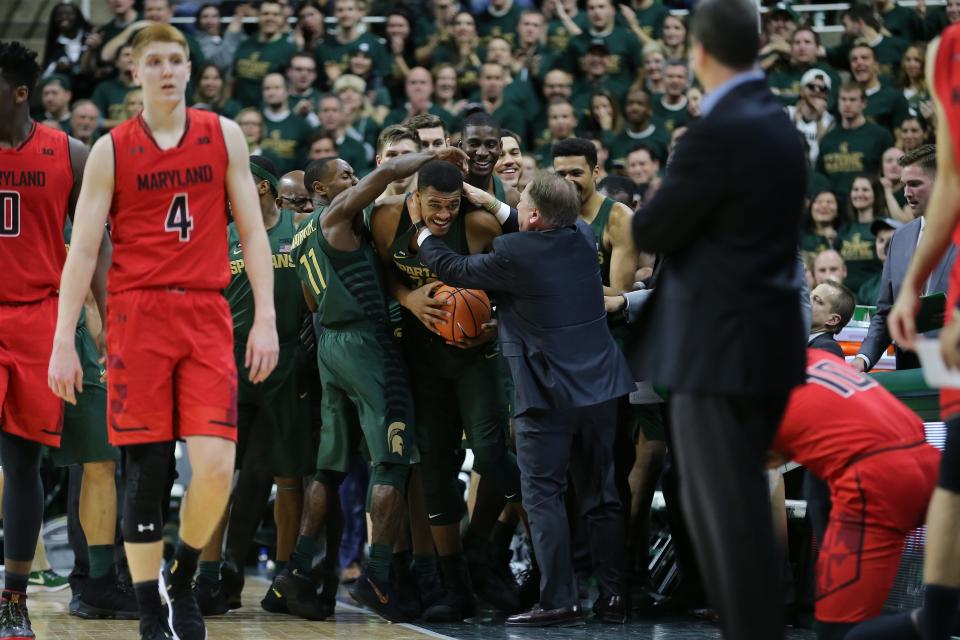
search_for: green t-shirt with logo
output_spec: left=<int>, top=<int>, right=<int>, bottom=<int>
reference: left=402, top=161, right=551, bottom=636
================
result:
left=837, top=222, right=882, bottom=296
left=571, top=76, right=630, bottom=113
left=632, top=1, right=669, bottom=39
left=547, top=12, right=590, bottom=53
left=90, top=78, right=135, bottom=123
left=816, top=122, right=894, bottom=199
left=314, top=33, right=391, bottom=86
left=233, top=36, right=298, bottom=108
left=226, top=209, right=304, bottom=343
left=608, top=121, right=671, bottom=165
left=261, top=112, right=313, bottom=176
left=651, top=96, right=691, bottom=134
left=476, top=4, right=523, bottom=47
left=562, top=28, right=643, bottom=90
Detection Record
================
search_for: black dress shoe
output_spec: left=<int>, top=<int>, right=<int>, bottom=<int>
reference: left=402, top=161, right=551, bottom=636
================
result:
left=593, top=595, right=627, bottom=624
left=505, top=604, right=585, bottom=627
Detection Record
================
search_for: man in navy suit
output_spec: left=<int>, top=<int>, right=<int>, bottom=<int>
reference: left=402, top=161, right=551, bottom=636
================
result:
left=409, top=164, right=635, bottom=627
left=628, top=1, right=806, bottom=638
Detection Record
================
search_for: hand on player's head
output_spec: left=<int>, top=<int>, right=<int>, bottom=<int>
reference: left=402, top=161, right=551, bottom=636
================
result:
left=430, top=146, right=469, bottom=174
left=461, top=182, right=495, bottom=208
left=406, top=192, right=422, bottom=224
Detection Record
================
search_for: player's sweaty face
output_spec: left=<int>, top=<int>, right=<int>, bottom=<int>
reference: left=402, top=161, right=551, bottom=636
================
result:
left=134, top=43, right=190, bottom=101
left=461, top=125, right=500, bottom=177
left=419, top=187, right=461, bottom=236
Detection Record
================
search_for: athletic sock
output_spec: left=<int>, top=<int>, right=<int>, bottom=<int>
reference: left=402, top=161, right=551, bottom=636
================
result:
left=88, top=545, right=115, bottom=580
left=290, top=535, right=318, bottom=574
left=134, top=580, right=163, bottom=618
left=413, top=553, right=438, bottom=584
left=367, top=544, right=392, bottom=583
left=392, top=550, right=412, bottom=576
left=4, top=572, right=28, bottom=595
left=169, top=542, right=201, bottom=595
left=438, top=553, right=467, bottom=588
left=198, top=561, right=220, bottom=582
left=919, top=585, right=960, bottom=640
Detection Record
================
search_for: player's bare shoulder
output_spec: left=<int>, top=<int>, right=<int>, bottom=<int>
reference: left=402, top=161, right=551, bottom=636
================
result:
left=369, top=194, right=406, bottom=256
left=504, top=185, right=521, bottom=207
left=464, top=207, right=502, bottom=253
left=608, top=201, right=636, bottom=243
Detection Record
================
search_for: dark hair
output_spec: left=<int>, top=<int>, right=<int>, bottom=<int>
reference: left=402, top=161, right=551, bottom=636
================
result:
left=500, top=128, right=522, bottom=147
left=194, top=3, right=219, bottom=25
left=598, top=175, right=639, bottom=205
left=527, top=171, right=579, bottom=227
left=899, top=144, right=936, bottom=173
left=627, top=142, right=658, bottom=163
left=588, top=90, right=623, bottom=135
left=192, top=62, right=230, bottom=107
left=793, top=28, right=821, bottom=46
left=843, top=4, right=882, bottom=31
left=43, top=3, right=92, bottom=70
left=307, top=128, right=338, bottom=149
left=461, top=110, right=500, bottom=138
left=304, top=157, right=340, bottom=192
left=250, top=154, right=279, bottom=194
left=847, top=174, right=888, bottom=220
left=803, top=189, right=846, bottom=235
left=839, top=81, right=866, bottom=99
left=552, top=137, right=598, bottom=170
left=417, top=160, right=463, bottom=194
left=0, top=41, right=41, bottom=97
left=821, top=279, right=856, bottom=333
left=690, top=0, right=758, bottom=70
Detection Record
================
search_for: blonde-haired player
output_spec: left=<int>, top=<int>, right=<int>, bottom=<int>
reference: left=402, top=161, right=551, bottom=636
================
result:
left=48, top=24, right=279, bottom=640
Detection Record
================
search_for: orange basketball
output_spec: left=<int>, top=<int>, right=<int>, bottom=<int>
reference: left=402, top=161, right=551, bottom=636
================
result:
left=432, top=284, right=492, bottom=342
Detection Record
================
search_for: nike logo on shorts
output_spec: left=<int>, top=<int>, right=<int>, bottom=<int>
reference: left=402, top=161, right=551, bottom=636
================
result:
left=428, top=513, right=442, bottom=519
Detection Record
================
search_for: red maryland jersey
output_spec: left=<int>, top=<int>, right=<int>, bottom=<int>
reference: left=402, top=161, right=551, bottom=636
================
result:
left=0, top=123, right=73, bottom=303
left=774, top=349, right=929, bottom=482
left=108, top=108, right=230, bottom=293
left=934, top=25, right=960, bottom=311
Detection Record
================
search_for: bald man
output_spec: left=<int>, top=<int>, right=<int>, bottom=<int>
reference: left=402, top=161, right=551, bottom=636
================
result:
left=277, top=170, right=313, bottom=225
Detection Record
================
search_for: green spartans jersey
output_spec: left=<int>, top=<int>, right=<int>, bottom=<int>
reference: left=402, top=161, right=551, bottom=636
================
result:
left=389, top=196, right=470, bottom=294
left=816, top=123, right=894, bottom=199
left=562, top=28, right=643, bottom=91
left=609, top=122, right=670, bottom=164
left=314, top=34, right=392, bottom=83
left=90, top=78, right=135, bottom=123
left=292, top=207, right=391, bottom=329
left=476, top=3, right=523, bottom=46
left=226, top=209, right=304, bottom=343
left=865, top=84, right=910, bottom=132
left=837, top=222, right=881, bottom=296
left=260, top=112, right=313, bottom=176
left=587, top=197, right=616, bottom=287
left=232, top=36, right=298, bottom=108
left=547, top=12, right=589, bottom=52
left=799, top=230, right=832, bottom=265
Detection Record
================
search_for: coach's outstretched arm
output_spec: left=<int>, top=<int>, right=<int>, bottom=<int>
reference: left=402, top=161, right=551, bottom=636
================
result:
left=222, top=117, right=280, bottom=384
left=48, top=136, right=115, bottom=405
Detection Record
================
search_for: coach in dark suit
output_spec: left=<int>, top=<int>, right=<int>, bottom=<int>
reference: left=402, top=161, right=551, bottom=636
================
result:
left=411, top=167, right=635, bottom=626
left=854, top=146, right=955, bottom=372
left=628, top=1, right=806, bottom=638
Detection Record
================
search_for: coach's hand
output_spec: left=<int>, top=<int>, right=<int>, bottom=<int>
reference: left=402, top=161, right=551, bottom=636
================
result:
left=888, top=285, right=921, bottom=351
left=246, top=317, right=279, bottom=383
left=48, top=338, right=83, bottom=406
left=405, top=282, right=451, bottom=334
left=447, top=319, right=497, bottom=349
left=462, top=182, right=496, bottom=210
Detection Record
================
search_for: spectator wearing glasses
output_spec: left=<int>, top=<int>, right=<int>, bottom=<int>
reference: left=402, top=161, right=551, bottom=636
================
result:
left=766, top=28, right=841, bottom=110
left=788, top=69, right=835, bottom=166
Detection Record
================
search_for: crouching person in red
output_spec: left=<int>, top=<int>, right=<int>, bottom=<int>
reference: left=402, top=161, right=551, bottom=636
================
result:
left=769, top=348, right=941, bottom=640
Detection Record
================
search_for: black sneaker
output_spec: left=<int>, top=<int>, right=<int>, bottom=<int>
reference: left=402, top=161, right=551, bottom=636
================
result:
left=317, top=565, right=340, bottom=614
left=260, top=575, right=287, bottom=614
left=0, top=591, right=32, bottom=639
left=349, top=572, right=410, bottom=623
left=272, top=568, right=333, bottom=620
left=139, top=611, right=175, bottom=640
left=467, top=554, right=522, bottom=613
left=193, top=574, right=229, bottom=616
left=392, top=556, right=422, bottom=619
left=416, top=571, right=445, bottom=612
left=75, top=573, right=139, bottom=619
left=422, top=585, right=477, bottom=622
left=219, top=562, right=244, bottom=611
left=160, top=569, right=206, bottom=640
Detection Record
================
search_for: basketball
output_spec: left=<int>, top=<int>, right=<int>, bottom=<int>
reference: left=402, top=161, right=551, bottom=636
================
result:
left=432, top=284, right=492, bottom=342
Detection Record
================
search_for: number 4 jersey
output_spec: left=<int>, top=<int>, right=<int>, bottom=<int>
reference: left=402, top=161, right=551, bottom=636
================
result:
left=773, top=348, right=928, bottom=483
left=108, top=108, right=229, bottom=293
left=0, top=122, right=73, bottom=303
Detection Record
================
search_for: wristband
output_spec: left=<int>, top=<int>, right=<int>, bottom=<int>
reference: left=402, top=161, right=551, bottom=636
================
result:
left=495, top=202, right=511, bottom=225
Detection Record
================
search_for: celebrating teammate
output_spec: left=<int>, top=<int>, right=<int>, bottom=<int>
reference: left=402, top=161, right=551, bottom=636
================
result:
left=47, top=24, right=279, bottom=640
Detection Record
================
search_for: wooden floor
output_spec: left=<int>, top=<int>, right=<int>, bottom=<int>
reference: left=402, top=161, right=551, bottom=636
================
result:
left=28, top=577, right=451, bottom=640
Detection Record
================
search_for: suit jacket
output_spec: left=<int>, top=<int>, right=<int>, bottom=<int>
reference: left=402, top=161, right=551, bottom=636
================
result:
left=418, top=221, right=635, bottom=416
left=858, top=217, right=956, bottom=369
left=808, top=332, right=844, bottom=359
left=628, top=78, right=807, bottom=394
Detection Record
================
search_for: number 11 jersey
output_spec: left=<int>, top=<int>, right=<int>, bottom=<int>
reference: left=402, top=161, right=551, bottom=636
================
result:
left=108, top=109, right=230, bottom=294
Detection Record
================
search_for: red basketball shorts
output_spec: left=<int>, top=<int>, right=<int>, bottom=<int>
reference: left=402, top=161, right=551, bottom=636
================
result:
left=0, top=297, right=63, bottom=447
left=816, top=443, right=940, bottom=623
left=106, top=289, right=238, bottom=446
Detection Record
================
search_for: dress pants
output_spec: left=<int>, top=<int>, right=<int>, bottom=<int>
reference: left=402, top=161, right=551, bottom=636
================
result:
left=671, top=392, right=789, bottom=640
left=515, top=398, right=624, bottom=610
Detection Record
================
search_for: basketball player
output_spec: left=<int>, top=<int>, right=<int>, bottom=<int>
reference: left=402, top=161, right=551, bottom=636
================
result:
left=195, top=156, right=313, bottom=616
left=887, top=26, right=960, bottom=640
left=769, top=349, right=940, bottom=640
left=275, top=146, right=465, bottom=623
left=404, top=113, right=450, bottom=151
left=369, top=162, right=523, bottom=619
left=375, top=125, right=421, bottom=200
left=0, top=40, right=102, bottom=640
left=460, top=112, right=521, bottom=207
left=48, top=24, right=279, bottom=640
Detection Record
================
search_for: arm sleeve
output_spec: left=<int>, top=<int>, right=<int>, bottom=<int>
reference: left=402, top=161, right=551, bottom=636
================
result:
left=419, top=235, right=519, bottom=293
left=857, top=235, right=897, bottom=367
